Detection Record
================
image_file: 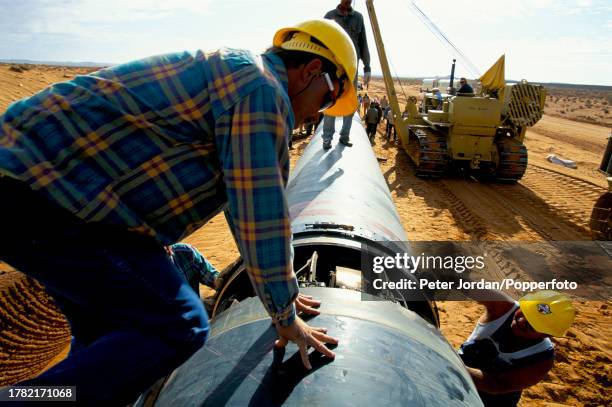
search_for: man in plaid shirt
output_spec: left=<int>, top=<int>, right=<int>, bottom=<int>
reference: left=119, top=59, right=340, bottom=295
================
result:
left=0, top=19, right=358, bottom=404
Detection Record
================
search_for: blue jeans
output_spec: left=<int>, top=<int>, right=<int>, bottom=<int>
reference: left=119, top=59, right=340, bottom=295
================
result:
left=322, top=114, right=353, bottom=144
left=0, top=177, right=209, bottom=405
left=322, top=75, right=358, bottom=144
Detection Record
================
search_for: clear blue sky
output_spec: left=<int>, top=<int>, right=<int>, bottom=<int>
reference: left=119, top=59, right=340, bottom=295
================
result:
left=0, top=0, right=610, bottom=85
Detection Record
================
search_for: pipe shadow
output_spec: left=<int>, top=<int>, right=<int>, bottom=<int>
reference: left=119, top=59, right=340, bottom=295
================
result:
left=247, top=348, right=335, bottom=406
left=199, top=315, right=335, bottom=407
left=199, top=326, right=278, bottom=407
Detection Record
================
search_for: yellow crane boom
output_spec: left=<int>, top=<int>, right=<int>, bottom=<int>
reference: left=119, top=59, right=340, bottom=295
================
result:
left=365, top=0, right=412, bottom=148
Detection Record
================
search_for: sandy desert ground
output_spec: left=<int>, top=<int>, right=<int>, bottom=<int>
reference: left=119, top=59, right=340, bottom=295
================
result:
left=0, top=64, right=610, bottom=406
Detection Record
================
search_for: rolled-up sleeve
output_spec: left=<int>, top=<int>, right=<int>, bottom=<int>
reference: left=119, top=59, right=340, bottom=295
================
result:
left=216, top=84, right=298, bottom=326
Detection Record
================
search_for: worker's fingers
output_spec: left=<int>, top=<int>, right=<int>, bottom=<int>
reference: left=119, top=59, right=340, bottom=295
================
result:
left=307, top=335, right=336, bottom=359
left=299, top=342, right=312, bottom=370
left=311, top=329, right=339, bottom=346
left=310, top=327, right=328, bottom=334
left=275, top=337, right=289, bottom=348
left=295, top=296, right=321, bottom=315
left=298, top=294, right=313, bottom=300
left=296, top=303, right=321, bottom=315
left=297, top=295, right=321, bottom=307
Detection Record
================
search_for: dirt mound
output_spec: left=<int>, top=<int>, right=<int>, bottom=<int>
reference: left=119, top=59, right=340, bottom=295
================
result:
left=0, top=269, right=69, bottom=385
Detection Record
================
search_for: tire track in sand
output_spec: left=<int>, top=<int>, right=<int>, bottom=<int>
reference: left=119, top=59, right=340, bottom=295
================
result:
left=500, top=164, right=604, bottom=237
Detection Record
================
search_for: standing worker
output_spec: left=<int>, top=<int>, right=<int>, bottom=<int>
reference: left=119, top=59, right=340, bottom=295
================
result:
left=322, top=0, right=371, bottom=149
left=0, top=19, right=357, bottom=405
left=385, top=108, right=396, bottom=141
left=365, top=103, right=380, bottom=142
left=362, top=93, right=371, bottom=117
left=459, top=291, right=575, bottom=406
left=373, top=99, right=383, bottom=126
left=380, top=94, right=389, bottom=121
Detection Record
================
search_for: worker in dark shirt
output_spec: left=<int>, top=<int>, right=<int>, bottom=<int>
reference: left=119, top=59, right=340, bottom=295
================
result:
left=322, top=0, right=371, bottom=149
left=365, top=103, right=379, bottom=141
left=457, top=77, right=474, bottom=94
left=459, top=290, right=575, bottom=407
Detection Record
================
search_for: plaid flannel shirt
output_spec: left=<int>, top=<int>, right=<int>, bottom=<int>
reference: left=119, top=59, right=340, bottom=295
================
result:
left=0, top=48, right=299, bottom=325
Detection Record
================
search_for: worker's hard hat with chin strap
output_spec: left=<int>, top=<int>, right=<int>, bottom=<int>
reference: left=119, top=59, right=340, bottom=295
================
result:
left=273, top=19, right=358, bottom=116
left=519, top=290, right=576, bottom=337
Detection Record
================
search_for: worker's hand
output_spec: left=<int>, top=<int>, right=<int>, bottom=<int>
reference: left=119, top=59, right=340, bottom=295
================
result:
left=295, top=293, right=321, bottom=316
left=275, top=316, right=338, bottom=370
left=363, top=71, right=371, bottom=87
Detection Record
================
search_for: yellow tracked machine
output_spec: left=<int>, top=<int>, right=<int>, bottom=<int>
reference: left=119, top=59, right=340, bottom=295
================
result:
left=366, top=0, right=546, bottom=182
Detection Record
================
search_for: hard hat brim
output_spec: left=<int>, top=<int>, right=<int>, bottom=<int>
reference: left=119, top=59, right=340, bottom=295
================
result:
left=324, top=83, right=358, bottom=116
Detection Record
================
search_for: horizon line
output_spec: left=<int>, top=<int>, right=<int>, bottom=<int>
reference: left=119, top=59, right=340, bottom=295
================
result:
left=2, top=59, right=610, bottom=89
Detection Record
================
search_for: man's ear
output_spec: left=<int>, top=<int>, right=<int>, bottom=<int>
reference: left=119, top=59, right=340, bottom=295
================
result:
left=300, top=58, right=323, bottom=83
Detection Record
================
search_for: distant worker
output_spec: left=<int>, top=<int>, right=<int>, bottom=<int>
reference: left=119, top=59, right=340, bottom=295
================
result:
left=459, top=291, right=575, bottom=407
left=362, top=93, right=371, bottom=117
left=365, top=103, right=380, bottom=141
left=0, top=18, right=355, bottom=404
left=457, top=77, right=474, bottom=94
left=380, top=95, right=389, bottom=117
left=322, top=0, right=371, bottom=149
left=373, top=100, right=383, bottom=126
left=385, top=108, right=397, bottom=141
left=432, top=87, right=443, bottom=109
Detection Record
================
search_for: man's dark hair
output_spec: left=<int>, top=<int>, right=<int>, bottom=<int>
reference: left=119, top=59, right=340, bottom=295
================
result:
left=266, top=46, right=338, bottom=80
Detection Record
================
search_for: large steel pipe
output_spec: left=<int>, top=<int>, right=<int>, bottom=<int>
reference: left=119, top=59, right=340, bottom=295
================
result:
left=287, top=114, right=435, bottom=322
left=288, top=114, right=408, bottom=250
left=147, top=288, right=482, bottom=407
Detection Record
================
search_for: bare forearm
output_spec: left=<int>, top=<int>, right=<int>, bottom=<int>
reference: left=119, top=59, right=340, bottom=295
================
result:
left=466, top=361, right=552, bottom=395
left=467, top=367, right=504, bottom=394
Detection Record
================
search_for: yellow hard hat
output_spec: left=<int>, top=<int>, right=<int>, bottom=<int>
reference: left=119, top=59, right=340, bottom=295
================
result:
left=519, top=291, right=575, bottom=337
left=273, top=19, right=358, bottom=116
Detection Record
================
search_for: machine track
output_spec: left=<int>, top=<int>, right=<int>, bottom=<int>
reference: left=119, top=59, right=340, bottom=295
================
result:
left=404, top=130, right=528, bottom=182
left=494, top=137, right=528, bottom=182
left=407, top=126, right=448, bottom=177
left=589, top=192, right=612, bottom=240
